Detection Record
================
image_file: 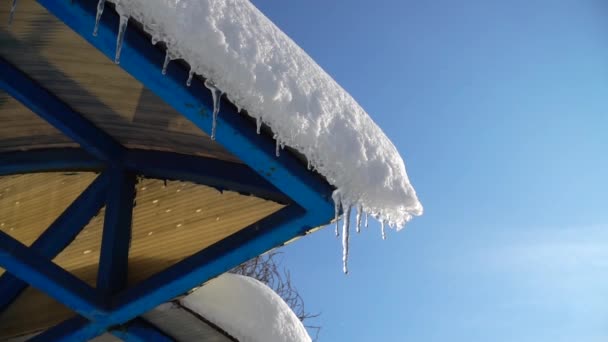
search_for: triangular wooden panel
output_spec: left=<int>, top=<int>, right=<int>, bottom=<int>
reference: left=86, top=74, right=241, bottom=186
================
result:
left=0, top=173, right=283, bottom=339
left=0, top=1, right=239, bottom=162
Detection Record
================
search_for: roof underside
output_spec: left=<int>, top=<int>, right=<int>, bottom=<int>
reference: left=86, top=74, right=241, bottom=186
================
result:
left=0, top=1, right=294, bottom=339
left=0, top=0, right=239, bottom=162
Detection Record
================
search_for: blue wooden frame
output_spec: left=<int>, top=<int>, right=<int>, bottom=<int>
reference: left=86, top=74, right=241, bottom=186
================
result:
left=0, top=0, right=335, bottom=340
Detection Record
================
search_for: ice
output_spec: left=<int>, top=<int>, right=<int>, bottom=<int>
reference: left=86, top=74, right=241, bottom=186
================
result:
left=256, top=116, right=262, bottom=134
left=332, top=190, right=341, bottom=237
left=274, top=134, right=280, bottom=157
left=161, top=50, right=171, bottom=75
left=93, top=0, right=105, bottom=36
left=114, top=14, right=128, bottom=64
left=182, top=273, right=312, bottom=342
left=204, top=80, right=222, bottom=140
left=8, top=0, right=17, bottom=27
left=105, top=0, right=422, bottom=230
left=186, top=69, right=194, bottom=86
left=365, top=212, right=369, bottom=228
left=342, top=204, right=351, bottom=274
left=381, top=220, right=386, bottom=240
left=355, top=205, right=362, bottom=234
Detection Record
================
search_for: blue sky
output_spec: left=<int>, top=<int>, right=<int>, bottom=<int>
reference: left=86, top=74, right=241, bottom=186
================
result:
left=251, top=0, right=608, bottom=341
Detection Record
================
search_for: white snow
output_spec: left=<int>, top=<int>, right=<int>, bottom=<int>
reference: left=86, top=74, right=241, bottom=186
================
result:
left=103, top=0, right=423, bottom=229
left=180, top=273, right=312, bottom=342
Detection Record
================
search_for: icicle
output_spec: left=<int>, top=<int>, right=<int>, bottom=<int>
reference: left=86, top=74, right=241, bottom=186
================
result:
left=381, top=220, right=386, bottom=240
left=365, top=212, right=369, bottom=228
left=93, top=0, right=105, bottom=36
left=355, top=205, right=362, bottom=233
left=331, top=190, right=341, bottom=237
left=114, top=14, right=129, bottom=64
left=256, top=116, right=262, bottom=134
left=274, top=134, right=280, bottom=157
left=342, top=204, right=351, bottom=274
left=8, top=0, right=17, bottom=27
left=307, top=159, right=311, bottom=170
left=204, top=80, right=222, bottom=140
left=161, top=51, right=171, bottom=75
left=186, top=69, right=195, bottom=86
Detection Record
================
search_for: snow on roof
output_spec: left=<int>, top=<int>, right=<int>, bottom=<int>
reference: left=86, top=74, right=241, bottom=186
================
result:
left=104, top=0, right=422, bottom=230
left=181, top=273, right=312, bottom=342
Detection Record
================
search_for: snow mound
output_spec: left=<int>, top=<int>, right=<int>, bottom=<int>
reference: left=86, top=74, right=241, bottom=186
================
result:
left=106, top=0, right=422, bottom=228
left=180, top=273, right=311, bottom=342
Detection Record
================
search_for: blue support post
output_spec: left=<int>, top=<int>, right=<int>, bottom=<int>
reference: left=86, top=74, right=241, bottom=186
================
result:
left=111, top=319, right=175, bottom=342
left=97, top=167, right=136, bottom=296
left=0, top=56, right=126, bottom=163
left=0, top=231, right=108, bottom=320
left=0, top=172, right=109, bottom=314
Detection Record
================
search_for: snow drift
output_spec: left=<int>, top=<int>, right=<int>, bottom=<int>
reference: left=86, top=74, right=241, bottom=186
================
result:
left=181, top=273, right=311, bottom=342
left=103, top=0, right=422, bottom=229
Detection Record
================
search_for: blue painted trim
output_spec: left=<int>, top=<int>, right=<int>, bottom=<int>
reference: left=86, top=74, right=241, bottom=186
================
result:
left=0, top=231, right=108, bottom=320
left=35, top=0, right=335, bottom=213
left=0, top=148, right=104, bottom=176
left=97, top=167, right=136, bottom=296
left=0, top=148, right=289, bottom=203
left=124, top=149, right=290, bottom=204
left=111, top=319, right=175, bottom=342
left=0, top=56, right=126, bottom=163
left=0, top=172, right=109, bottom=314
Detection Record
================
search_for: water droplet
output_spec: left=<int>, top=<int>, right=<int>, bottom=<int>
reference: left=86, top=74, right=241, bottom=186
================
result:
left=83, top=250, right=92, bottom=255
left=152, top=199, right=159, bottom=204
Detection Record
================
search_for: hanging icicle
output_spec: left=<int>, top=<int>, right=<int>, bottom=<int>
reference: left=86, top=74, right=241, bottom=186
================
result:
left=365, top=212, right=369, bottom=228
left=93, top=0, right=106, bottom=36
left=307, top=159, right=312, bottom=170
left=114, top=14, right=129, bottom=64
left=274, top=134, right=280, bottom=157
left=332, top=190, right=341, bottom=237
left=342, top=204, right=351, bottom=274
left=381, top=220, right=386, bottom=240
left=256, top=116, right=262, bottom=134
left=186, top=69, right=195, bottom=86
left=204, top=80, right=222, bottom=140
left=8, top=0, right=18, bottom=27
left=161, top=50, right=171, bottom=75
left=355, top=205, right=362, bottom=233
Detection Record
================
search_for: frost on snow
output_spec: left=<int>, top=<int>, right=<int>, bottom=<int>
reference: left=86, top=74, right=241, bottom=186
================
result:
left=97, top=0, right=423, bottom=268
left=181, top=273, right=312, bottom=342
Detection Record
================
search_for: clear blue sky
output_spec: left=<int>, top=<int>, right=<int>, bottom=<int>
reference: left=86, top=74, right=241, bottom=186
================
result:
left=251, top=1, right=608, bottom=341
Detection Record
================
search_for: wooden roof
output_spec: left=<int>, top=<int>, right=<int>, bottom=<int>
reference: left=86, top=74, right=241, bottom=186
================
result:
left=0, top=1, right=287, bottom=338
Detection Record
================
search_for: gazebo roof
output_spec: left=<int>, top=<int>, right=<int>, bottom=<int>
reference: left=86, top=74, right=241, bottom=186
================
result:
left=0, top=1, right=420, bottom=340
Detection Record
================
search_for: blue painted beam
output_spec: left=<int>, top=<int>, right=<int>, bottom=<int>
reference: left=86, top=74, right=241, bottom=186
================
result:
left=97, top=167, right=136, bottom=296
left=108, top=205, right=320, bottom=325
left=0, top=231, right=108, bottom=320
left=111, top=319, right=175, bottom=342
left=0, top=172, right=109, bottom=314
left=124, top=149, right=290, bottom=204
left=36, top=0, right=334, bottom=213
left=0, top=56, right=126, bottom=163
left=0, top=148, right=103, bottom=176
